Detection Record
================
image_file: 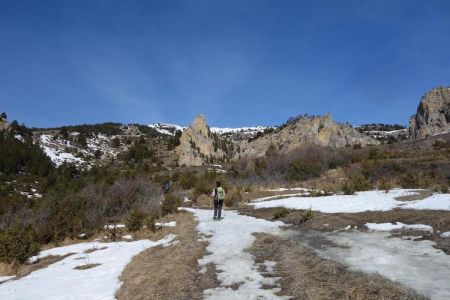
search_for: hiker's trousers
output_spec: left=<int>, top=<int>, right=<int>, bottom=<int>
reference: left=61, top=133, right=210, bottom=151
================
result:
left=214, top=199, right=224, bottom=218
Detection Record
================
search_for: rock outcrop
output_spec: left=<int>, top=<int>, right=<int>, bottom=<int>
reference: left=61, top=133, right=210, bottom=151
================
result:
left=0, top=116, right=9, bottom=131
left=177, top=115, right=226, bottom=166
left=409, top=87, right=450, bottom=139
left=236, top=114, right=379, bottom=158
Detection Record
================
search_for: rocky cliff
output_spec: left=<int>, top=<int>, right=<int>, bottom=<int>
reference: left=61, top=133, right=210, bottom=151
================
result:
left=177, top=115, right=226, bottom=166
left=409, top=87, right=450, bottom=139
left=0, top=115, right=9, bottom=131
left=236, top=114, right=379, bottom=158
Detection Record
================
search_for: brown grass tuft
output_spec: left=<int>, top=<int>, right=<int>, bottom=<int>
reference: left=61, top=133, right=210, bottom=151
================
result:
left=74, top=263, right=101, bottom=270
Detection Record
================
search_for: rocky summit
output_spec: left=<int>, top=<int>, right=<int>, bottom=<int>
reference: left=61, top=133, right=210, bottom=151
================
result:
left=409, top=87, right=450, bottom=139
left=236, top=113, right=379, bottom=158
left=176, top=114, right=226, bottom=166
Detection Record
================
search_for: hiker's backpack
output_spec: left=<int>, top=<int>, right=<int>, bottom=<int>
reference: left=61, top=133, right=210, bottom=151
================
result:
left=216, top=187, right=225, bottom=200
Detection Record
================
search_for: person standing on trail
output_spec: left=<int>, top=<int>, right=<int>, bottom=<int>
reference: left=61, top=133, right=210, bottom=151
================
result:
left=212, top=181, right=225, bottom=220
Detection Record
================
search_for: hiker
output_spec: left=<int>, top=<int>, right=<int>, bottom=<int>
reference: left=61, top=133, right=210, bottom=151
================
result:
left=212, top=181, right=225, bottom=220
left=162, top=180, right=171, bottom=194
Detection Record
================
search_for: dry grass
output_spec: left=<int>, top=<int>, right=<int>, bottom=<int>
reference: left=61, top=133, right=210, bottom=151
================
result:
left=0, top=253, right=75, bottom=279
left=395, top=189, right=434, bottom=201
left=116, top=211, right=219, bottom=300
left=250, top=233, right=426, bottom=300
left=84, top=246, right=107, bottom=254
left=74, top=263, right=101, bottom=270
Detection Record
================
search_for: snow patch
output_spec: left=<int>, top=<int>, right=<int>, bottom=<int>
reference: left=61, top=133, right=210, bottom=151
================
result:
left=365, top=222, right=433, bottom=232
left=155, top=221, right=177, bottom=227
left=441, top=231, right=450, bottom=238
left=251, top=189, right=450, bottom=213
left=103, top=224, right=126, bottom=230
left=315, top=231, right=450, bottom=299
left=0, top=276, right=15, bottom=284
left=185, top=208, right=287, bottom=299
left=1, top=235, right=176, bottom=299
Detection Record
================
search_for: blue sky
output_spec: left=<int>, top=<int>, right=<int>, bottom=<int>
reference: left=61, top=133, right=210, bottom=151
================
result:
left=1, top=0, right=449, bottom=128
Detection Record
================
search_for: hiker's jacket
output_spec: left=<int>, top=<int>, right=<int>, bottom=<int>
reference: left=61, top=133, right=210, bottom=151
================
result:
left=211, top=187, right=226, bottom=201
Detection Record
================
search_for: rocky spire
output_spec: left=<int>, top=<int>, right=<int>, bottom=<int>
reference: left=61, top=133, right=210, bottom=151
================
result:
left=409, top=87, right=450, bottom=139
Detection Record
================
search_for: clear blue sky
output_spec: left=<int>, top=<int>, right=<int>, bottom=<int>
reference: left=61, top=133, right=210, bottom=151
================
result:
left=1, top=0, right=449, bottom=128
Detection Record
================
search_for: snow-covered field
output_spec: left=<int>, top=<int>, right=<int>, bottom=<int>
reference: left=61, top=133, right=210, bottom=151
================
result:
left=186, top=208, right=287, bottom=299
left=310, top=231, right=450, bottom=299
left=251, top=189, right=450, bottom=213
left=0, top=235, right=176, bottom=300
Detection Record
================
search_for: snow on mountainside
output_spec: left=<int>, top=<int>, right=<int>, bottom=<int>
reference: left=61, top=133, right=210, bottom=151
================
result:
left=148, top=123, right=274, bottom=141
left=36, top=133, right=125, bottom=168
left=356, top=124, right=409, bottom=142
left=148, top=123, right=185, bottom=136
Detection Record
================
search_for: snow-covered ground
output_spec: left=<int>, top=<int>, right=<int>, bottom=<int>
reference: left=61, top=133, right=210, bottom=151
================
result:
left=365, top=222, right=433, bottom=232
left=310, top=231, right=450, bottom=299
left=38, top=133, right=123, bottom=168
left=185, top=208, right=287, bottom=299
left=40, top=135, right=86, bottom=167
left=210, top=126, right=272, bottom=135
left=265, top=187, right=312, bottom=192
left=0, top=235, right=176, bottom=300
left=155, top=221, right=177, bottom=227
left=148, top=123, right=185, bottom=136
left=0, top=276, right=15, bottom=284
left=148, top=122, right=274, bottom=140
left=251, top=189, right=450, bottom=213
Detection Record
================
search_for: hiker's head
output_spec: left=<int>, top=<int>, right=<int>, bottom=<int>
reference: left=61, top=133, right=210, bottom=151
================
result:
left=216, top=181, right=221, bottom=187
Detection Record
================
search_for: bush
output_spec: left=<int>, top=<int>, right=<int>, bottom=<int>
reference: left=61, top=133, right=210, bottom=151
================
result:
left=399, top=173, right=420, bottom=188
left=342, top=180, right=356, bottom=195
left=378, top=179, right=393, bottom=193
left=354, top=175, right=372, bottom=191
left=299, top=208, right=314, bottom=223
left=440, top=185, right=449, bottom=193
left=286, top=159, right=322, bottom=181
left=194, top=176, right=211, bottom=199
left=144, top=214, right=156, bottom=232
left=94, top=149, right=103, bottom=159
left=178, top=171, right=197, bottom=189
left=161, top=193, right=182, bottom=216
left=125, top=208, right=146, bottom=232
left=0, top=224, right=39, bottom=264
left=225, top=188, right=242, bottom=208
left=273, top=208, right=291, bottom=219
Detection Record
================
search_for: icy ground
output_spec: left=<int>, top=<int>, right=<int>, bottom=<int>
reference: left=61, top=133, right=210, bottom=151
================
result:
left=185, top=208, right=288, bottom=300
left=0, top=235, right=176, bottom=300
left=365, top=222, right=433, bottom=232
left=292, top=230, right=450, bottom=299
left=251, top=189, right=450, bottom=213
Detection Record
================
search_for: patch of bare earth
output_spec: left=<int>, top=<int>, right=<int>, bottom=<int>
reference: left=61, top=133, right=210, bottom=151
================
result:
left=116, top=211, right=219, bottom=300
left=241, top=207, right=450, bottom=254
left=250, top=233, right=426, bottom=300
left=74, top=263, right=101, bottom=270
left=84, top=246, right=107, bottom=254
